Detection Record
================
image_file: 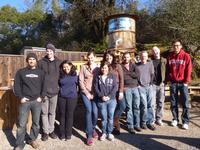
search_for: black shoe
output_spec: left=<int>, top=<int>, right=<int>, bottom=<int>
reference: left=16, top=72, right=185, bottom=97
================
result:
left=141, top=124, right=147, bottom=129
left=49, top=131, right=57, bottom=139
left=147, top=124, right=156, bottom=131
left=112, top=128, right=120, bottom=135
left=128, top=128, right=136, bottom=134
left=134, top=127, right=142, bottom=132
left=41, top=133, right=48, bottom=141
left=66, top=136, right=71, bottom=140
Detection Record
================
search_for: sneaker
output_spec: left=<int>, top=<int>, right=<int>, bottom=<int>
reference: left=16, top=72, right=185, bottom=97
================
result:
left=29, top=140, right=39, bottom=149
left=49, top=131, right=57, bottom=139
left=100, top=133, right=107, bottom=141
left=128, top=128, right=136, bottom=134
left=41, top=133, right=48, bottom=141
left=156, top=120, right=164, bottom=126
left=171, top=120, right=178, bottom=127
left=86, top=138, right=93, bottom=146
left=92, top=131, right=98, bottom=139
left=107, top=134, right=114, bottom=141
left=147, top=124, right=156, bottom=131
left=182, top=123, right=189, bottom=130
left=60, top=138, right=66, bottom=141
left=112, top=128, right=120, bottom=135
left=59, top=136, right=66, bottom=141
left=14, top=147, right=23, bottom=150
left=141, top=124, right=147, bottom=129
left=134, top=127, right=142, bottom=132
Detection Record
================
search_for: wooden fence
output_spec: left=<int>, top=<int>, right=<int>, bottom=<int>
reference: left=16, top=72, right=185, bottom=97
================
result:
left=0, top=49, right=88, bottom=130
left=0, top=49, right=88, bottom=87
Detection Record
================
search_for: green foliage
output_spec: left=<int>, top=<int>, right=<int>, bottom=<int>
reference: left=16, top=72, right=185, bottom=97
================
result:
left=0, top=0, right=199, bottom=80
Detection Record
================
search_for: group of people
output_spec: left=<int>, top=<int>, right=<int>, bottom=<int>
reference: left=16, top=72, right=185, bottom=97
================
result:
left=13, top=39, right=192, bottom=150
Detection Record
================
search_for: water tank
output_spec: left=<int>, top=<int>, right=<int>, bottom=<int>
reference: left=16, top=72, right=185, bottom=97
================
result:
left=106, top=14, right=137, bottom=53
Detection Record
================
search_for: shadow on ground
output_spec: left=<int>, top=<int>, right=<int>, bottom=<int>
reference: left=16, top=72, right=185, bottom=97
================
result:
left=2, top=103, right=200, bottom=149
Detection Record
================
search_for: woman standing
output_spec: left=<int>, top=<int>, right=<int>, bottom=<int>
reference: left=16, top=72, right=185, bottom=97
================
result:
left=58, top=60, right=78, bottom=140
left=79, top=51, right=99, bottom=146
left=94, top=61, right=117, bottom=141
left=102, top=51, right=125, bottom=135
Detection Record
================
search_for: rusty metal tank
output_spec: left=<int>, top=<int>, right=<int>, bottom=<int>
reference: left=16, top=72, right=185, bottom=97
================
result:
left=106, top=14, right=137, bottom=54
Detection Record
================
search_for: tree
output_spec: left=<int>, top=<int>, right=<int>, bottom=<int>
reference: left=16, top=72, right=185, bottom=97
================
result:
left=152, top=0, right=200, bottom=78
left=0, top=4, right=46, bottom=53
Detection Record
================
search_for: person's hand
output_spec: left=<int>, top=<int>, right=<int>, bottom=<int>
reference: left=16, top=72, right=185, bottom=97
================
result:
left=161, top=83, right=165, bottom=86
left=102, top=96, right=110, bottom=101
left=87, top=93, right=94, bottom=100
left=36, top=97, right=42, bottom=102
left=118, top=92, right=124, bottom=100
left=183, top=83, right=188, bottom=87
left=21, top=97, right=29, bottom=103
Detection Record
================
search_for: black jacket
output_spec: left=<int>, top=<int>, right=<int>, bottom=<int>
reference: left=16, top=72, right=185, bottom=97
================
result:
left=38, top=56, right=61, bottom=97
left=14, top=67, right=46, bottom=101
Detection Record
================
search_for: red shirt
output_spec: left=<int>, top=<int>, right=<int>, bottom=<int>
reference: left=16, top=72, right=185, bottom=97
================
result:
left=166, top=49, right=192, bottom=84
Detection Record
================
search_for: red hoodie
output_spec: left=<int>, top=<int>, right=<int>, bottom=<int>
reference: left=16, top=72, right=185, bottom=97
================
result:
left=166, top=49, right=192, bottom=84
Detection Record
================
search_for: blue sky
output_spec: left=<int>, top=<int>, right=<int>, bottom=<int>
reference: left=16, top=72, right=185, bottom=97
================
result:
left=0, top=0, right=149, bottom=12
left=0, top=0, right=28, bottom=12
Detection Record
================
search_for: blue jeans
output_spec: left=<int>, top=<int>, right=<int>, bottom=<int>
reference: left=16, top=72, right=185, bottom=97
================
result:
left=16, top=100, right=42, bottom=149
left=138, top=86, right=154, bottom=125
left=124, top=87, right=140, bottom=128
left=81, top=93, right=98, bottom=139
left=98, top=99, right=117, bottom=134
left=152, top=84, right=165, bottom=122
left=170, top=83, right=190, bottom=124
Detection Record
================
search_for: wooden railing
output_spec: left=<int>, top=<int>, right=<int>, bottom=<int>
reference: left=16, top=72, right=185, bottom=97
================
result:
left=165, top=86, right=200, bottom=96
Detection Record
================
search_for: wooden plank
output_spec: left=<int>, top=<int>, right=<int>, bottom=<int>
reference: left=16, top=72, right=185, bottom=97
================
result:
left=0, top=89, right=32, bottom=130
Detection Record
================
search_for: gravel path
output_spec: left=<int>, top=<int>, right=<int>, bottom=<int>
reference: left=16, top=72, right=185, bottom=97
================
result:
left=0, top=105, right=200, bottom=150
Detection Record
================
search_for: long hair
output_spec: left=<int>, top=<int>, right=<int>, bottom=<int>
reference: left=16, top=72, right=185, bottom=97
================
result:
left=102, top=51, right=117, bottom=68
left=99, top=61, right=111, bottom=75
left=59, top=60, right=77, bottom=78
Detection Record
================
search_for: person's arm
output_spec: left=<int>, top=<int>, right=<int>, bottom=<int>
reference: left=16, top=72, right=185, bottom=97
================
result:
left=94, top=75, right=104, bottom=98
left=183, top=54, right=192, bottom=84
left=108, top=75, right=118, bottom=99
left=131, top=63, right=138, bottom=79
left=150, top=61, right=155, bottom=85
left=41, top=70, right=47, bottom=98
left=79, top=65, right=91, bottom=98
left=165, top=58, right=170, bottom=84
left=13, top=70, right=23, bottom=100
left=13, top=69, right=29, bottom=103
left=117, top=64, right=124, bottom=93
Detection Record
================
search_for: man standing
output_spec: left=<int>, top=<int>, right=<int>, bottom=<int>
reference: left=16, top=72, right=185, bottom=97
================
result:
left=38, top=43, right=61, bottom=141
left=166, top=39, right=192, bottom=130
left=14, top=53, right=46, bottom=150
left=151, top=46, right=166, bottom=126
left=136, top=51, right=155, bottom=130
left=121, top=52, right=141, bottom=134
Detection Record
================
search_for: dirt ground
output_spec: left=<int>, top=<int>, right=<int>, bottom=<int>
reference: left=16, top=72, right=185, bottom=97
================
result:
left=0, top=103, right=200, bottom=150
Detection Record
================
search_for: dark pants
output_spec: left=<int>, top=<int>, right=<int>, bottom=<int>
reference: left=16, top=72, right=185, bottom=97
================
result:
left=170, top=83, right=190, bottom=124
left=58, top=97, right=77, bottom=138
left=16, top=100, right=42, bottom=149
